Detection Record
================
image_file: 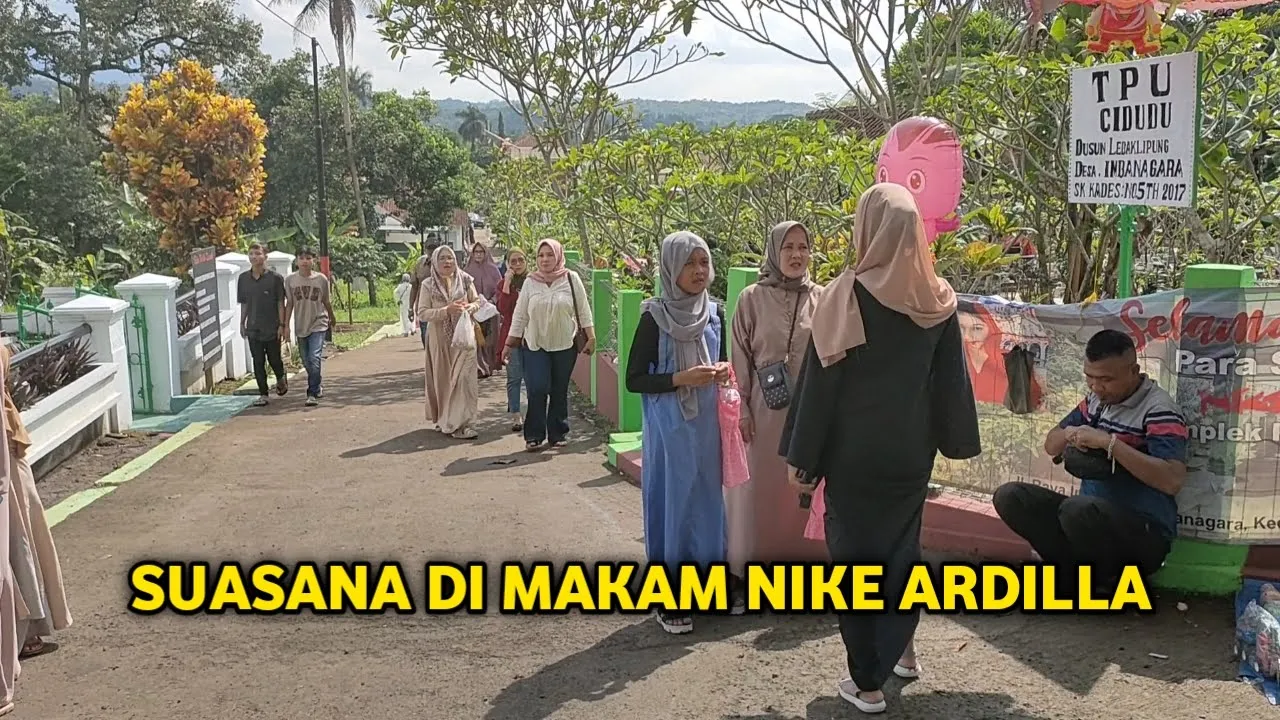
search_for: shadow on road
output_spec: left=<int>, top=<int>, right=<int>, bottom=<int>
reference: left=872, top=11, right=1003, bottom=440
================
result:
left=947, top=589, right=1238, bottom=695
left=484, top=614, right=838, bottom=720
left=725, top=689, right=1051, bottom=720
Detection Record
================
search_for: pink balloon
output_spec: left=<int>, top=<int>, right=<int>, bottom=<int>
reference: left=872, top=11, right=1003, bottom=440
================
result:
left=875, top=116, right=964, bottom=245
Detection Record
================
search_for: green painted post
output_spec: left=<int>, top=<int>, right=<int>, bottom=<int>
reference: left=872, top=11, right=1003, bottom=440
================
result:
left=725, top=267, right=757, bottom=359
left=564, top=250, right=582, bottom=265
left=590, top=269, right=611, bottom=404
left=616, top=289, right=644, bottom=433
left=1153, top=263, right=1256, bottom=596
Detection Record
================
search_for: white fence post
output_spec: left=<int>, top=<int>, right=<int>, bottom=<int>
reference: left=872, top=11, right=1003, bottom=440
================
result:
left=114, top=273, right=180, bottom=413
left=218, top=252, right=251, bottom=373
left=215, top=261, right=248, bottom=379
left=40, top=287, right=77, bottom=308
left=50, top=295, right=132, bottom=431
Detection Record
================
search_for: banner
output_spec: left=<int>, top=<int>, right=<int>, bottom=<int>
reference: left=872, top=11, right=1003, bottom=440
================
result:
left=937, top=288, right=1280, bottom=543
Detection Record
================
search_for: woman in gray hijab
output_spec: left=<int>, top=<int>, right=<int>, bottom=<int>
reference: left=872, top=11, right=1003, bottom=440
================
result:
left=625, top=231, right=731, bottom=635
left=727, top=222, right=828, bottom=592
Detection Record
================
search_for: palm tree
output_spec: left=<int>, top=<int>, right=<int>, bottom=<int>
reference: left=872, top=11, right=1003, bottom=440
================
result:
left=455, top=106, right=489, bottom=151
left=348, top=67, right=374, bottom=109
left=272, top=0, right=371, bottom=238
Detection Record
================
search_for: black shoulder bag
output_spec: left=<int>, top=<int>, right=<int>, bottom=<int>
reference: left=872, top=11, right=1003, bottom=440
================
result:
left=756, top=292, right=801, bottom=411
left=1058, top=401, right=1140, bottom=485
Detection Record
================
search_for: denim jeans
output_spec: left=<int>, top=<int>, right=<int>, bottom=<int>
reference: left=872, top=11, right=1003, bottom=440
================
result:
left=298, top=331, right=325, bottom=397
left=506, top=346, right=525, bottom=414
left=522, top=347, right=578, bottom=444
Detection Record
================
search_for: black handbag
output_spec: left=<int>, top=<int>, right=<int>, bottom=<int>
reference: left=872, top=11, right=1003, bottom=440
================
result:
left=1058, top=404, right=1138, bottom=484
left=755, top=292, right=801, bottom=411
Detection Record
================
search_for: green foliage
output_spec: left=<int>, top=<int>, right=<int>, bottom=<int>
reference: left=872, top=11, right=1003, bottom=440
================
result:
left=0, top=209, right=62, bottom=303
left=14, top=0, right=262, bottom=126
left=362, top=91, right=479, bottom=231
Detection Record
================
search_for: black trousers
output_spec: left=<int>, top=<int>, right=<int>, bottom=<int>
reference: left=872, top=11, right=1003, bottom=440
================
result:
left=992, top=482, right=1171, bottom=587
left=248, top=337, right=286, bottom=396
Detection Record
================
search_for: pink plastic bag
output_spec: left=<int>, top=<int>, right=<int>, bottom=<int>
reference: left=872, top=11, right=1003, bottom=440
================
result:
left=803, top=479, right=827, bottom=541
left=719, top=365, right=751, bottom=488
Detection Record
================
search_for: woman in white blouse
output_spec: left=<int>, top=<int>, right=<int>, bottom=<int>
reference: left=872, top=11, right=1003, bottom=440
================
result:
left=501, top=239, right=596, bottom=451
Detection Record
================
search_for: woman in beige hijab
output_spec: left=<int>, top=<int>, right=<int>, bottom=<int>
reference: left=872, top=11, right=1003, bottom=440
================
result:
left=0, top=345, right=19, bottom=715
left=417, top=244, right=484, bottom=439
left=2, top=342, right=71, bottom=663
left=726, top=221, right=827, bottom=605
left=779, top=184, right=981, bottom=714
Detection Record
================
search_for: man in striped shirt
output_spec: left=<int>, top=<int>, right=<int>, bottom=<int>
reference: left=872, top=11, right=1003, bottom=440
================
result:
left=993, top=329, right=1189, bottom=591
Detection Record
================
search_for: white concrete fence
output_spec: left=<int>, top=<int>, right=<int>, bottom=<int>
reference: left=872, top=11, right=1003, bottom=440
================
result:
left=5, top=249, right=297, bottom=475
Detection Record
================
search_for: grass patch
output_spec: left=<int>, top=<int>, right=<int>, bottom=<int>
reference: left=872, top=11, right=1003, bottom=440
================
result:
left=331, top=323, right=384, bottom=351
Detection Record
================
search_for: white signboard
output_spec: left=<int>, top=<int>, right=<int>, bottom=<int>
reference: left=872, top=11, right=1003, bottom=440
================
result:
left=1069, top=51, right=1201, bottom=208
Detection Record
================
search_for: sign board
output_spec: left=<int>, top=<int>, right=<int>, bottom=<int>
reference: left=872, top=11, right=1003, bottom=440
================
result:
left=189, top=247, right=223, bottom=370
left=1068, top=51, right=1201, bottom=208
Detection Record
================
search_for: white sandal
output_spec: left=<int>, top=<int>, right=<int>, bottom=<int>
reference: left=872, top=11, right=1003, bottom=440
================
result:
left=655, top=611, right=693, bottom=635
left=837, top=679, right=886, bottom=714
left=893, top=661, right=921, bottom=679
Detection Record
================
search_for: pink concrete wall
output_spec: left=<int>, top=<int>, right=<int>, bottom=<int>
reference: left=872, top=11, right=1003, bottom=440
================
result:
left=596, top=355, right=619, bottom=426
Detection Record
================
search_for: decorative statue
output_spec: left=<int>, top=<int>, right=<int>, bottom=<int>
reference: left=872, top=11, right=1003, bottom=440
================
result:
left=1026, top=0, right=1275, bottom=56
left=875, top=116, right=964, bottom=245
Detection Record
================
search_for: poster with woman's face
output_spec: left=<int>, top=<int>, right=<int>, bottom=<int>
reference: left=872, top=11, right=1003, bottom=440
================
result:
left=957, top=302, right=1049, bottom=408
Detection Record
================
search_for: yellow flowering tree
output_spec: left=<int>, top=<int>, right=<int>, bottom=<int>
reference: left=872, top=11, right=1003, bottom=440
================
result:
left=103, top=60, right=267, bottom=263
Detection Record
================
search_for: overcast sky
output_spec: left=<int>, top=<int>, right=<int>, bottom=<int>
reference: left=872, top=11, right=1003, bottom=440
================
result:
left=238, top=0, right=856, bottom=104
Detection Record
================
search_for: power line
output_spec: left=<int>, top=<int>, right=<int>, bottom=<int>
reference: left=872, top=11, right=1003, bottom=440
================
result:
left=248, top=0, right=334, bottom=66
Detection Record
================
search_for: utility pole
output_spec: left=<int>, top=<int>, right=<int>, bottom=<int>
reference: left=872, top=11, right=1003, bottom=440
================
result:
left=311, top=37, right=330, bottom=279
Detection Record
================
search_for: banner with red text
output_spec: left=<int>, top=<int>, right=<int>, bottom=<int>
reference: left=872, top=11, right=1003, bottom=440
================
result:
left=937, top=288, right=1280, bottom=543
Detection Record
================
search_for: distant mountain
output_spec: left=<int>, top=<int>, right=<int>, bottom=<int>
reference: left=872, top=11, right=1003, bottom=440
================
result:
left=10, top=75, right=813, bottom=133
left=429, top=98, right=814, bottom=136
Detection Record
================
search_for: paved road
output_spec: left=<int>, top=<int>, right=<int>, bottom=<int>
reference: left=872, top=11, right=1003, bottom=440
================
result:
left=16, top=335, right=1265, bottom=719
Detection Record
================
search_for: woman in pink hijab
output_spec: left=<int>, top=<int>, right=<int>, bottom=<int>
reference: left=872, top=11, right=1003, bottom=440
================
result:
left=779, top=184, right=980, bottom=714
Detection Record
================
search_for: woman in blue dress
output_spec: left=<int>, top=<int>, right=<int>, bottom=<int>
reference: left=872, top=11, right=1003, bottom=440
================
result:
left=625, top=231, right=731, bottom=635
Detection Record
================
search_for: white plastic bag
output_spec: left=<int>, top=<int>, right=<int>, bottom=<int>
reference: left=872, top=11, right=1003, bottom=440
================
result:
left=451, top=316, right=477, bottom=350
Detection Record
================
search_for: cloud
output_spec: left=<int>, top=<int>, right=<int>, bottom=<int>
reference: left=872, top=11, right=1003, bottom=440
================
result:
left=239, top=0, right=850, bottom=103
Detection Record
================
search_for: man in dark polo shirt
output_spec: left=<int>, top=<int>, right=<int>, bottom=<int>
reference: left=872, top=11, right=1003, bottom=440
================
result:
left=993, top=329, right=1189, bottom=591
left=237, top=243, right=288, bottom=407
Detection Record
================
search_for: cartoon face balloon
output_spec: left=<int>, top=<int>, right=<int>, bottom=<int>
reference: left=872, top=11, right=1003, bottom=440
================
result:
left=875, top=116, right=964, bottom=245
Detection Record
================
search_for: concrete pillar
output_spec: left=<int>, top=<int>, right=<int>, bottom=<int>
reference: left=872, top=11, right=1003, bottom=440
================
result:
left=50, top=295, right=132, bottom=431
left=1154, top=263, right=1256, bottom=596
left=215, top=261, right=248, bottom=379
left=725, top=267, right=758, bottom=359
left=217, top=252, right=252, bottom=371
left=114, top=273, right=181, bottom=413
left=41, top=287, right=77, bottom=308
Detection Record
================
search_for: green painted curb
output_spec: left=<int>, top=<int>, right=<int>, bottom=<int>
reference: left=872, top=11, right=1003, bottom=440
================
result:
left=607, top=439, right=642, bottom=466
left=47, top=422, right=215, bottom=528
left=1152, top=538, right=1248, bottom=596
left=609, top=432, right=641, bottom=444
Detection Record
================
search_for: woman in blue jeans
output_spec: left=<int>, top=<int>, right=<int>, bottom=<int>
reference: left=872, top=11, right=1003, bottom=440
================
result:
left=501, top=239, right=595, bottom=451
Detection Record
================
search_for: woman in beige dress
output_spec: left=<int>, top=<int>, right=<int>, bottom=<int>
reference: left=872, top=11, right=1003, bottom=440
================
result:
left=0, top=344, right=19, bottom=715
left=2, top=343, right=70, bottom=660
left=417, top=245, right=483, bottom=440
left=728, top=221, right=829, bottom=580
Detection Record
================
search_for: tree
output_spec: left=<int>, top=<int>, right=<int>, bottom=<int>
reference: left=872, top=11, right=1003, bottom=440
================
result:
left=328, top=234, right=396, bottom=323
left=455, top=105, right=488, bottom=151
left=362, top=91, right=479, bottom=234
left=103, top=60, right=267, bottom=266
left=273, top=0, right=373, bottom=237
left=15, top=0, right=262, bottom=128
left=376, top=0, right=715, bottom=264
left=697, top=0, right=985, bottom=124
